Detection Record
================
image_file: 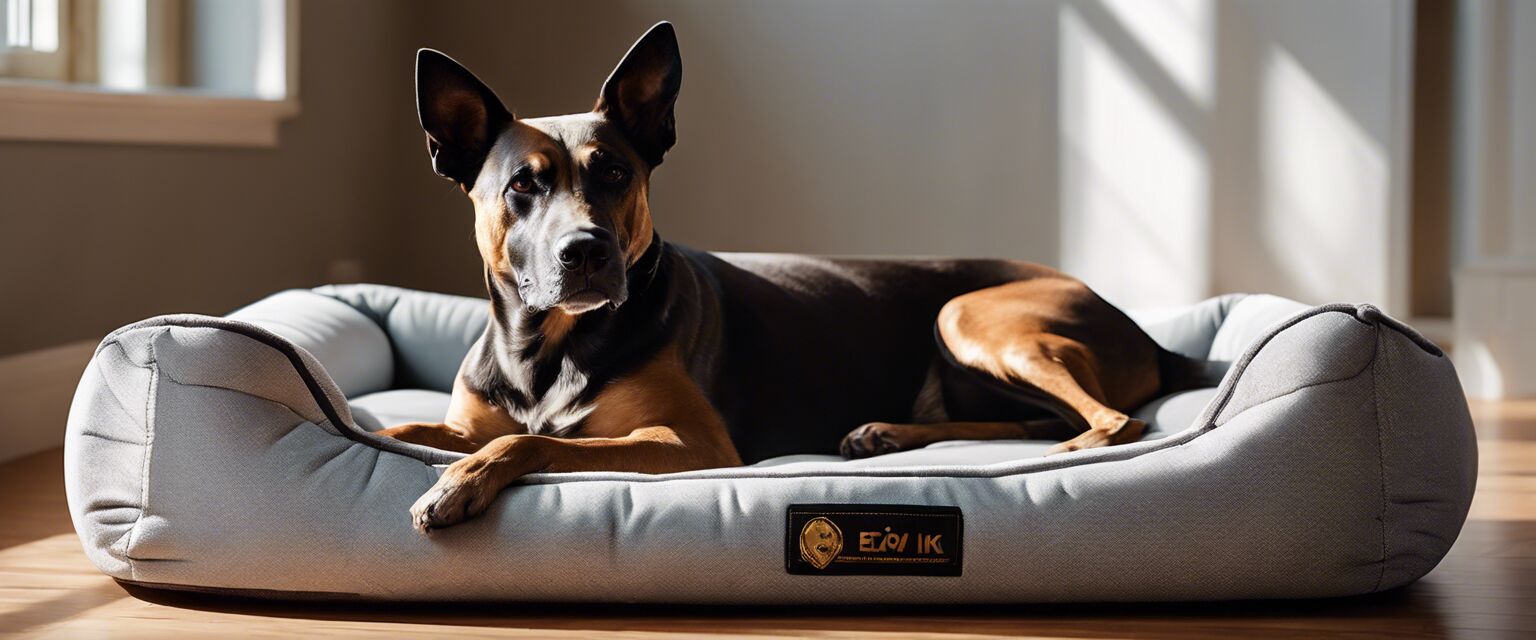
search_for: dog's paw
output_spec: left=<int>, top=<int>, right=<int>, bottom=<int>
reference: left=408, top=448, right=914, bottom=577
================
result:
left=1044, top=418, right=1147, bottom=456
left=1045, top=431, right=1112, bottom=456
left=839, top=422, right=907, bottom=459
left=1043, top=440, right=1085, bottom=456
left=409, top=471, right=500, bottom=534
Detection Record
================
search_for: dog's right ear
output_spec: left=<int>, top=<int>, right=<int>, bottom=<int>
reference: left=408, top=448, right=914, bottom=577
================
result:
left=416, top=49, right=510, bottom=187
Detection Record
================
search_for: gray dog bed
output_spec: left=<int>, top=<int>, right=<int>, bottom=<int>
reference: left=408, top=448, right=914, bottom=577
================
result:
left=64, top=284, right=1476, bottom=602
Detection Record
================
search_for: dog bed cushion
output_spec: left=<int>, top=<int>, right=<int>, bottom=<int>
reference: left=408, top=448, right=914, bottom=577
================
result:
left=64, top=284, right=1476, bottom=603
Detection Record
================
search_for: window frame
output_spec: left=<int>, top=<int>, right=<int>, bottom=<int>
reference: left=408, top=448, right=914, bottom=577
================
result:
left=0, top=0, right=298, bottom=148
left=0, top=0, right=71, bottom=81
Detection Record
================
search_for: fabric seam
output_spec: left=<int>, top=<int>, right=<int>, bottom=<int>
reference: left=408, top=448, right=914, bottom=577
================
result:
left=154, top=362, right=323, bottom=430
left=120, top=327, right=163, bottom=580
left=100, top=315, right=462, bottom=465
left=1212, top=343, right=1376, bottom=427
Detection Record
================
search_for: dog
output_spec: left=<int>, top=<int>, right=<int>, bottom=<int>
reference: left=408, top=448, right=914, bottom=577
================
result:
left=379, top=22, right=1219, bottom=533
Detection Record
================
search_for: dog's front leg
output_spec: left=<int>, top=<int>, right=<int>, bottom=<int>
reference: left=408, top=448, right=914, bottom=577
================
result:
left=410, top=426, right=711, bottom=532
left=375, top=422, right=483, bottom=454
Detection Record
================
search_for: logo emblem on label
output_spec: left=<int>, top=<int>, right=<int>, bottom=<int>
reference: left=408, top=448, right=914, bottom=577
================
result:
left=798, top=517, right=843, bottom=570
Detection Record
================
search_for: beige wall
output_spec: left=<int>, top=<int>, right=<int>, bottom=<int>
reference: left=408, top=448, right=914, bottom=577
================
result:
left=0, top=0, right=421, bottom=357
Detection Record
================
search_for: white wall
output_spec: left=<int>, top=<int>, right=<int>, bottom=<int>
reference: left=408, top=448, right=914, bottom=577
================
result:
left=1455, top=0, right=1536, bottom=265
left=185, top=0, right=288, bottom=99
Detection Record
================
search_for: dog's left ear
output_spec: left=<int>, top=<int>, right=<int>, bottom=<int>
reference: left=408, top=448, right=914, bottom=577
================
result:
left=595, top=22, right=682, bottom=167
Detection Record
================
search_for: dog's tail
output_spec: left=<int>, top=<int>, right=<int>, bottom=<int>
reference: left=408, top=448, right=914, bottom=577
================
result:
left=1156, top=348, right=1230, bottom=394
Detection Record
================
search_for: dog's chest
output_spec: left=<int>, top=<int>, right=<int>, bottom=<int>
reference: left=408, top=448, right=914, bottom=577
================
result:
left=502, top=355, right=596, bottom=436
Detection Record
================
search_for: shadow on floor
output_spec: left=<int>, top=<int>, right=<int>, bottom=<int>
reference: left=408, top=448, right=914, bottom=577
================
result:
left=120, top=582, right=1449, bottom=638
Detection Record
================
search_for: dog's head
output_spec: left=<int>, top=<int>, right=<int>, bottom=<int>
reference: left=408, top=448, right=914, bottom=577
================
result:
left=415, top=23, right=680, bottom=314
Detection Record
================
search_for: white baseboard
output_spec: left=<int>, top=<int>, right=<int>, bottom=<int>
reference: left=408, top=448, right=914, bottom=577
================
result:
left=1455, top=262, right=1536, bottom=399
left=0, top=339, right=99, bottom=464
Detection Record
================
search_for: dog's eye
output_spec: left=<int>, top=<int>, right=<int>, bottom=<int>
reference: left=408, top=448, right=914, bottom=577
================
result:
left=600, top=164, right=629, bottom=185
left=508, top=174, right=537, bottom=194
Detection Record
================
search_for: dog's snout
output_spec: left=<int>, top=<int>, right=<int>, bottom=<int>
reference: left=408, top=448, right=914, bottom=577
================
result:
left=556, top=231, right=612, bottom=272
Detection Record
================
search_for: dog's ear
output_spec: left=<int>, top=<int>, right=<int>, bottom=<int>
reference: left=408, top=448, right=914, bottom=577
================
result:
left=416, top=49, right=510, bottom=187
left=595, top=22, right=682, bottom=167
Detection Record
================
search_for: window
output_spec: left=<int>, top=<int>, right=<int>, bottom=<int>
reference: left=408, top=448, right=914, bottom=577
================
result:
left=0, top=0, right=67, bottom=81
left=0, top=0, right=297, bottom=147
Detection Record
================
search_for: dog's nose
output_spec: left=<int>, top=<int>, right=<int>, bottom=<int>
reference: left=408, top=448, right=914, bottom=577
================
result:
left=556, top=232, right=612, bottom=272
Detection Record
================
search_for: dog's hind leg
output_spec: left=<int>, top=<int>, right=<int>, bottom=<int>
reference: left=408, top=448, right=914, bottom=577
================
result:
left=931, top=279, right=1158, bottom=456
left=965, top=334, right=1148, bottom=455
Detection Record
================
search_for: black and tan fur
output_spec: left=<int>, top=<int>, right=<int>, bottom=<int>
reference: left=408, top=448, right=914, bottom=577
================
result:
left=383, top=23, right=1217, bottom=532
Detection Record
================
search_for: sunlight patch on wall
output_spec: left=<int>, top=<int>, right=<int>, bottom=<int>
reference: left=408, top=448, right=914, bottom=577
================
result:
left=1458, top=337, right=1507, bottom=398
left=1097, top=0, right=1214, bottom=107
left=1257, top=46, right=1387, bottom=305
left=187, top=0, right=288, bottom=100
left=1058, top=3, right=1210, bottom=308
left=98, top=0, right=148, bottom=90
left=252, top=0, right=285, bottom=100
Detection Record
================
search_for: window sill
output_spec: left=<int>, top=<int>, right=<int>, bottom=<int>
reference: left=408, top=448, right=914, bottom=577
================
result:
left=0, top=80, right=299, bottom=148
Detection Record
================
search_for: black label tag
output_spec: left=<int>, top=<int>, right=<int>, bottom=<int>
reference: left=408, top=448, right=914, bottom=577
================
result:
left=785, top=504, right=963, bottom=576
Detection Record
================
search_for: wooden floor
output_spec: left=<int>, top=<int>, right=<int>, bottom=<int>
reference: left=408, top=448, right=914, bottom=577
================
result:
left=2, top=401, right=1533, bottom=639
